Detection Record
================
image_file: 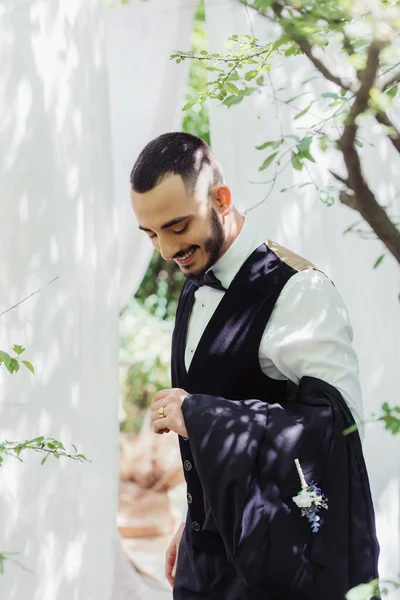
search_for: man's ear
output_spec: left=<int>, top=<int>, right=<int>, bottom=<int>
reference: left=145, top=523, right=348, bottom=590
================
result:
left=211, top=184, right=232, bottom=216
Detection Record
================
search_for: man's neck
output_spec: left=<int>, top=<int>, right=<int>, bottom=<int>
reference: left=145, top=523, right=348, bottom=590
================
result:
left=218, top=209, right=245, bottom=262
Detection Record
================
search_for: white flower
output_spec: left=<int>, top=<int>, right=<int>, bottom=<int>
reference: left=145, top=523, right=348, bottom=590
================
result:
left=292, top=489, right=314, bottom=508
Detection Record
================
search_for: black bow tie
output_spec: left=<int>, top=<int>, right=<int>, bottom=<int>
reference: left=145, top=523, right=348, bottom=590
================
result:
left=191, top=270, right=226, bottom=292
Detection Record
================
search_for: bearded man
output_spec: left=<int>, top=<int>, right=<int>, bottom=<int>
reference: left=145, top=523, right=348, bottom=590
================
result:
left=130, top=132, right=379, bottom=600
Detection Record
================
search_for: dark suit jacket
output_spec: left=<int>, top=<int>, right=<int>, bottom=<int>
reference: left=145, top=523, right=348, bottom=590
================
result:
left=181, top=376, right=380, bottom=600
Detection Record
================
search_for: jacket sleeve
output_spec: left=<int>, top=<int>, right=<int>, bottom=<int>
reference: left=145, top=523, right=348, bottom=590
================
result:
left=181, top=377, right=379, bottom=597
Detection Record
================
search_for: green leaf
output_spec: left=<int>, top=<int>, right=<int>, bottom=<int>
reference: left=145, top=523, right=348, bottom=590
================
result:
left=0, top=351, right=11, bottom=367
left=200, top=50, right=208, bottom=56
left=294, top=103, right=313, bottom=120
left=302, top=151, right=316, bottom=163
left=224, top=82, right=240, bottom=95
left=12, top=345, right=25, bottom=355
left=182, top=100, right=197, bottom=111
left=76, top=453, right=89, bottom=461
left=297, top=137, right=312, bottom=153
left=259, top=151, right=279, bottom=171
left=373, top=254, right=385, bottom=269
left=245, top=69, right=258, bottom=81
left=291, top=152, right=303, bottom=171
left=321, top=92, right=339, bottom=99
left=345, top=579, right=380, bottom=600
left=284, top=45, right=297, bottom=56
left=386, top=84, right=398, bottom=99
left=71, top=444, right=78, bottom=453
left=256, top=75, right=264, bottom=85
left=26, top=436, right=45, bottom=445
left=284, top=92, right=309, bottom=104
left=11, top=359, right=20, bottom=373
left=41, top=455, right=49, bottom=466
left=223, top=91, right=245, bottom=107
left=22, top=360, right=35, bottom=374
left=343, top=423, right=359, bottom=436
left=319, top=136, right=330, bottom=151
left=255, top=140, right=281, bottom=151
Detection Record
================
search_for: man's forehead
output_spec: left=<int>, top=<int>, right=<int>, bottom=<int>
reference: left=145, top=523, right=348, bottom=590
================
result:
left=131, top=176, right=194, bottom=229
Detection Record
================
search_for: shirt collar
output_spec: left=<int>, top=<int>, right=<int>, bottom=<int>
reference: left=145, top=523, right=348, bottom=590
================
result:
left=211, top=215, right=263, bottom=290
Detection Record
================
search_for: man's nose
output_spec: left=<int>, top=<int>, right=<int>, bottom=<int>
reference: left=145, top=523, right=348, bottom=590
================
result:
left=158, top=238, right=177, bottom=261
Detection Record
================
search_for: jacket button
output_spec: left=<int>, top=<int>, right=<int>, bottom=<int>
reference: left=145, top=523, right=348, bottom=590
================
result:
left=187, top=493, right=193, bottom=504
left=184, top=460, right=192, bottom=471
left=192, top=521, right=201, bottom=532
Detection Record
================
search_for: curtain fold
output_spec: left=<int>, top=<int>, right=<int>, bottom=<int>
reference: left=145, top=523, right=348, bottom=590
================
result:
left=105, top=0, right=198, bottom=309
left=0, top=1, right=195, bottom=599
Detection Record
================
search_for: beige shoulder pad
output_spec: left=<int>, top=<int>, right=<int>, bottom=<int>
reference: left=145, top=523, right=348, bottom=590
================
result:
left=266, top=239, right=317, bottom=272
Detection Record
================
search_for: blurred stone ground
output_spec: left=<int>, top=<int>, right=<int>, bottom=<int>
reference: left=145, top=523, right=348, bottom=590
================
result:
left=114, top=417, right=186, bottom=598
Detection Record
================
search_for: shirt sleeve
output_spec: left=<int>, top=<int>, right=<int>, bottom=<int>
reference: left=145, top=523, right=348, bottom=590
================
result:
left=259, top=269, right=364, bottom=438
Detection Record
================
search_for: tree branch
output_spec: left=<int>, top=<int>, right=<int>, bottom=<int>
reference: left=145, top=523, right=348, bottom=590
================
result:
left=262, top=1, right=354, bottom=91
left=0, top=276, right=59, bottom=318
left=339, top=40, right=400, bottom=264
left=380, top=68, right=400, bottom=92
left=375, top=111, right=400, bottom=155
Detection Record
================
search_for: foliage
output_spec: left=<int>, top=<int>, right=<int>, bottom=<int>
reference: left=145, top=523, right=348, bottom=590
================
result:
left=172, top=0, right=400, bottom=266
left=182, top=0, right=210, bottom=145
left=0, top=345, right=34, bottom=375
left=119, top=298, right=173, bottom=432
left=344, top=401, right=400, bottom=436
left=134, top=251, right=183, bottom=320
left=0, top=279, right=88, bottom=572
left=0, top=345, right=89, bottom=572
left=346, top=577, right=400, bottom=599
left=0, top=438, right=89, bottom=467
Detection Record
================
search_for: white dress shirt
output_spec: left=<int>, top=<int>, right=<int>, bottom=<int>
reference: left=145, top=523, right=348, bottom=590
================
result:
left=184, top=216, right=364, bottom=431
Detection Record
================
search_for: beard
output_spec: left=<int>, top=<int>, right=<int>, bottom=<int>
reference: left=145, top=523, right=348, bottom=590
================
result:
left=185, top=208, right=225, bottom=280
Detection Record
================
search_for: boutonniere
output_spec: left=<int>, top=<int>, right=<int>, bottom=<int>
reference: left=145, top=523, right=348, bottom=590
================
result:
left=292, top=458, right=328, bottom=533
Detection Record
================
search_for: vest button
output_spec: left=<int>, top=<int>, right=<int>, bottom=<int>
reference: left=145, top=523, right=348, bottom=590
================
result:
left=187, top=493, right=193, bottom=504
left=181, top=436, right=188, bottom=441
left=192, top=521, right=201, bottom=532
left=184, top=460, right=192, bottom=471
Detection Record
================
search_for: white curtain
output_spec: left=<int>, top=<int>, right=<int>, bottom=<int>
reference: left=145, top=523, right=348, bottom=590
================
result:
left=106, top=0, right=198, bottom=310
left=205, top=0, right=399, bottom=590
left=0, top=1, right=195, bottom=599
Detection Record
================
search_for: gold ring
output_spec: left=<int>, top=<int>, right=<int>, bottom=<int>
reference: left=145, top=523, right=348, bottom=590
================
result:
left=158, top=407, right=165, bottom=418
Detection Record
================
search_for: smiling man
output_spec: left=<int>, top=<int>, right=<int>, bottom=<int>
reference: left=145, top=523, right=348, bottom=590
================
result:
left=130, top=132, right=379, bottom=600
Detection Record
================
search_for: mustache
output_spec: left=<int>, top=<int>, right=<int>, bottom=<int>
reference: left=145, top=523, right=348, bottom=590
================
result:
left=173, top=246, right=197, bottom=259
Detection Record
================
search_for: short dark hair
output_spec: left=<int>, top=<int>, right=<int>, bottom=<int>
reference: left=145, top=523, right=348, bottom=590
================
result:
left=130, top=132, right=224, bottom=194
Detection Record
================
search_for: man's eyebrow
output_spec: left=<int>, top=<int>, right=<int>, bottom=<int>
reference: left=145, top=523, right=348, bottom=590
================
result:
left=138, top=215, right=192, bottom=232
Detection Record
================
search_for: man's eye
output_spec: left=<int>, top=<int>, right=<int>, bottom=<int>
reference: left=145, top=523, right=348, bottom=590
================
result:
left=173, top=224, right=189, bottom=235
left=148, top=233, right=157, bottom=240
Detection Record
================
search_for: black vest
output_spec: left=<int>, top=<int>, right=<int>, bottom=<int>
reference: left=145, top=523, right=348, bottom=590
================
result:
left=171, top=243, right=298, bottom=552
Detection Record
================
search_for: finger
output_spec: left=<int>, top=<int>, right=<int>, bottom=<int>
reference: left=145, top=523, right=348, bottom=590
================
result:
left=165, top=546, right=177, bottom=587
left=153, top=389, right=172, bottom=403
left=152, top=398, right=169, bottom=412
left=151, top=405, right=168, bottom=423
left=153, top=417, right=170, bottom=433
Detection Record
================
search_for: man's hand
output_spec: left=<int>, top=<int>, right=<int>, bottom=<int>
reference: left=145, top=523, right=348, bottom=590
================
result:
left=165, top=522, right=185, bottom=588
left=151, top=388, right=189, bottom=438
